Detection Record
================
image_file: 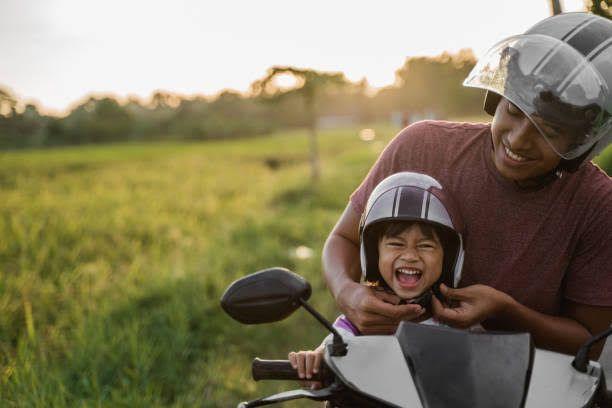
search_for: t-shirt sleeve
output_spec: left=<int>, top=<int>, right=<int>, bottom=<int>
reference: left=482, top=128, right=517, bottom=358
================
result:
left=563, top=175, right=612, bottom=306
left=333, top=314, right=359, bottom=336
left=349, top=122, right=431, bottom=216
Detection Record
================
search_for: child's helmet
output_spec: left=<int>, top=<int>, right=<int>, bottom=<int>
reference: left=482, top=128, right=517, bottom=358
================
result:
left=463, top=12, right=612, bottom=168
left=359, top=172, right=465, bottom=291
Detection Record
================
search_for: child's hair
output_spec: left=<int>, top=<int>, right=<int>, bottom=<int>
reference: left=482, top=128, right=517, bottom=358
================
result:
left=377, top=220, right=440, bottom=243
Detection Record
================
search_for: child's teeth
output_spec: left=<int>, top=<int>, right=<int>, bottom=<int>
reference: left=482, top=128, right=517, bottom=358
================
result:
left=397, top=268, right=420, bottom=275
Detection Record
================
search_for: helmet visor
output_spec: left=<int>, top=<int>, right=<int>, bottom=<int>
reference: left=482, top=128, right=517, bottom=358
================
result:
left=464, top=34, right=611, bottom=159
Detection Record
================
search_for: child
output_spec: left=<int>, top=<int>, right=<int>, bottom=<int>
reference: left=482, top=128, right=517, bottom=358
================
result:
left=289, top=171, right=465, bottom=383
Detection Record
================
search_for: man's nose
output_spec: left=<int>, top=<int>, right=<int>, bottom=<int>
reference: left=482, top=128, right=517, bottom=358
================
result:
left=506, top=117, right=540, bottom=150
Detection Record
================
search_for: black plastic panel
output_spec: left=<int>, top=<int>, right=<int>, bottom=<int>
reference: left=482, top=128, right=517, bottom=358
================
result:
left=395, top=322, right=533, bottom=408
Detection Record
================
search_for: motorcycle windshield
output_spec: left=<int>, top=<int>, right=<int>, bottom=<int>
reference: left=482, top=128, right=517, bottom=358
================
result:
left=395, top=322, right=534, bottom=408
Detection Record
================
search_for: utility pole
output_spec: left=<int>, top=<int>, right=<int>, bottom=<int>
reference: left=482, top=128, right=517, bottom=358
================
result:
left=549, top=0, right=562, bottom=15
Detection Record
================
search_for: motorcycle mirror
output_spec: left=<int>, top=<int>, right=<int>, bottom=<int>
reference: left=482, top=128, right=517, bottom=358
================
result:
left=220, top=267, right=312, bottom=324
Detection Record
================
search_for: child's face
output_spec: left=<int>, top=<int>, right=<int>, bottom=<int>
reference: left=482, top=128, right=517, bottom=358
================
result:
left=377, top=224, right=444, bottom=300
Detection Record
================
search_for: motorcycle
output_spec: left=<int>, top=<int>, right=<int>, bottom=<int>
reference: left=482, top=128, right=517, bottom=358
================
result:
left=220, top=267, right=612, bottom=408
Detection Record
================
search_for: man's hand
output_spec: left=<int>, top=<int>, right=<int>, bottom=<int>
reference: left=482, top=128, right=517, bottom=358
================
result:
left=337, top=280, right=425, bottom=334
left=432, top=283, right=511, bottom=328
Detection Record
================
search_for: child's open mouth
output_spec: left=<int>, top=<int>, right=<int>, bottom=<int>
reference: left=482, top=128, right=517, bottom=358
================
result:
left=395, top=267, right=422, bottom=288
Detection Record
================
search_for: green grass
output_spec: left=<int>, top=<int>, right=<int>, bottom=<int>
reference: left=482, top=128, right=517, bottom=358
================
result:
left=1, top=121, right=610, bottom=407
left=0, top=124, right=400, bottom=407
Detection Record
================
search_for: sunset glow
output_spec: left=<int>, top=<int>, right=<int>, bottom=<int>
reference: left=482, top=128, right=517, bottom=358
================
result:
left=0, top=0, right=590, bottom=115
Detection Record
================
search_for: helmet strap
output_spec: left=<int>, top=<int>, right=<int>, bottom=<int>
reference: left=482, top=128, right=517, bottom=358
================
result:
left=398, top=289, right=433, bottom=310
left=556, top=144, right=596, bottom=173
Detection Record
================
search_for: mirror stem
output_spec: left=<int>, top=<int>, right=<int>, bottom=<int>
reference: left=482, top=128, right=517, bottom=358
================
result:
left=298, top=298, right=347, bottom=356
left=572, top=326, right=612, bottom=373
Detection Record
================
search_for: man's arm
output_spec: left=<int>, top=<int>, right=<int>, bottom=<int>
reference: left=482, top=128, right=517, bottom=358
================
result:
left=432, top=283, right=612, bottom=358
left=322, top=203, right=424, bottom=334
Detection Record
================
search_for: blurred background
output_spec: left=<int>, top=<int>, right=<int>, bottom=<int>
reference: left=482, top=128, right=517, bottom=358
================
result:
left=1, top=0, right=610, bottom=406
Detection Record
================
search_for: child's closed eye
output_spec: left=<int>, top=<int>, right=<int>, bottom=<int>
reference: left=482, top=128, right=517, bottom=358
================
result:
left=417, top=241, right=437, bottom=250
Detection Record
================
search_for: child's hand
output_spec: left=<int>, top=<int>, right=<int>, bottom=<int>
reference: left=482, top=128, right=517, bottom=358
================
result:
left=288, top=345, right=324, bottom=389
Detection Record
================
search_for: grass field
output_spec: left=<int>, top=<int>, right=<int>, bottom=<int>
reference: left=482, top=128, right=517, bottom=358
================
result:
left=1, top=121, right=610, bottom=406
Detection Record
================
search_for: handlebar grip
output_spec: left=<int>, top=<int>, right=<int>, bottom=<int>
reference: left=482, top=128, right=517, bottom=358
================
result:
left=251, top=358, right=328, bottom=382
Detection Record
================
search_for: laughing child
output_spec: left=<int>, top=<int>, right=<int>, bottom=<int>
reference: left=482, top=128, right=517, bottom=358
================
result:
left=288, top=172, right=467, bottom=383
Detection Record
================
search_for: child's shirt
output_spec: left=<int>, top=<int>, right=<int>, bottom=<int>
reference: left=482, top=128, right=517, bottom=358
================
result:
left=332, top=314, right=447, bottom=338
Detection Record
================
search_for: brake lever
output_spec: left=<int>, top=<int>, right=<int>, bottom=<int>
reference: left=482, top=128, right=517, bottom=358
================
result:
left=237, top=384, right=338, bottom=407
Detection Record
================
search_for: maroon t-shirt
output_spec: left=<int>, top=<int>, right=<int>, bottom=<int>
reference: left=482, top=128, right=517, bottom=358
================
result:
left=351, top=121, right=612, bottom=317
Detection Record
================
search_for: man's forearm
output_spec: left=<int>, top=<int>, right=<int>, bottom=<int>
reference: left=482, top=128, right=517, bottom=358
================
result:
left=322, top=233, right=361, bottom=302
left=498, top=296, right=593, bottom=356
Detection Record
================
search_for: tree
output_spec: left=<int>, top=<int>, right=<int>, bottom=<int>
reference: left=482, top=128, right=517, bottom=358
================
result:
left=549, top=0, right=562, bottom=15
left=251, top=66, right=348, bottom=181
left=150, top=91, right=181, bottom=110
left=60, top=97, right=132, bottom=144
left=0, top=87, right=17, bottom=117
left=585, top=0, right=611, bottom=19
left=392, top=50, right=481, bottom=118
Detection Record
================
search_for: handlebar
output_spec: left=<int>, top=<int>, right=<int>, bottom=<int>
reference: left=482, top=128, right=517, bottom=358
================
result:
left=251, top=358, right=332, bottom=383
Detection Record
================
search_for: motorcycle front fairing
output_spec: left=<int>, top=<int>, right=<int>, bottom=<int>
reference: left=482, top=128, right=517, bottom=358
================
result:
left=326, top=335, right=421, bottom=407
left=325, top=322, right=602, bottom=408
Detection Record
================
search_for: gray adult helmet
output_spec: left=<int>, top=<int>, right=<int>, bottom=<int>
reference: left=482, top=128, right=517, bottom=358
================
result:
left=464, top=12, right=612, bottom=168
left=359, top=172, right=465, bottom=291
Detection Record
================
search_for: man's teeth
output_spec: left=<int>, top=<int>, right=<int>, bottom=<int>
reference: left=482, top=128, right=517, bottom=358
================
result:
left=397, top=268, right=421, bottom=275
left=504, top=146, right=528, bottom=162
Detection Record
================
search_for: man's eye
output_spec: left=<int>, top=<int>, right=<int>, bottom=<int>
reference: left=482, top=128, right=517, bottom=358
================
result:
left=542, top=126, right=565, bottom=140
left=387, top=241, right=403, bottom=247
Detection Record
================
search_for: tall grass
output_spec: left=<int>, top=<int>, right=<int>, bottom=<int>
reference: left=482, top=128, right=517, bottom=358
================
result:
left=0, top=125, right=398, bottom=406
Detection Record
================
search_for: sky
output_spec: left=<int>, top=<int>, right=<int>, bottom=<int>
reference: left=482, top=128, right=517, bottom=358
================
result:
left=0, top=0, right=588, bottom=115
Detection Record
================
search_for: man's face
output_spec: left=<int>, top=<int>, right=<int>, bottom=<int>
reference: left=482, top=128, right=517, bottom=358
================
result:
left=377, top=224, right=444, bottom=300
left=490, top=98, right=562, bottom=183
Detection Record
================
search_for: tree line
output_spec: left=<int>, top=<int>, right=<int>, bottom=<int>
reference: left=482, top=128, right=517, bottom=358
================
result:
left=0, top=50, right=484, bottom=149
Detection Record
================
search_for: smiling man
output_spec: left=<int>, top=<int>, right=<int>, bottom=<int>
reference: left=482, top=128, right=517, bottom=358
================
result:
left=322, top=12, right=612, bottom=357
left=489, top=99, right=564, bottom=185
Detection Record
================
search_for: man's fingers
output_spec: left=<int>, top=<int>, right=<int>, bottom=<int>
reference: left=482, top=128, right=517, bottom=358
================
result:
left=350, top=309, right=417, bottom=333
left=439, top=283, right=467, bottom=301
left=432, top=296, right=462, bottom=323
left=362, top=296, right=424, bottom=320
left=431, top=293, right=445, bottom=315
left=349, top=297, right=426, bottom=333
left=433, top=303, right=473, bottom=328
